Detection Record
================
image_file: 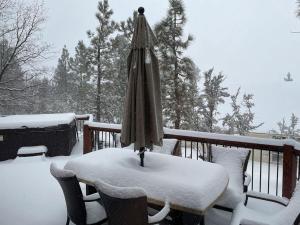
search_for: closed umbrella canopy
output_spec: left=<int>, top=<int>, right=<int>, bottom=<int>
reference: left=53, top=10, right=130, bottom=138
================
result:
left=121, top=7, right=163, bottom=160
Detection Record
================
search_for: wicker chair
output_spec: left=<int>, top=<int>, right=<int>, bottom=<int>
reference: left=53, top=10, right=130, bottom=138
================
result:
left=230, top=182, right=300, bottom=225
left=50, top=163, right=107, bottom=225
left=94, top=180, right=170, bottom=225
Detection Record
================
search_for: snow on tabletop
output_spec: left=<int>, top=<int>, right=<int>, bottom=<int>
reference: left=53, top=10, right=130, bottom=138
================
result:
left=163, top=127, right=300, bottom=151
left=0, top=113, right=76, bottom=129
left=65, top=148, right=229, bottom=212
left=17, top=146, right=48, bottom=154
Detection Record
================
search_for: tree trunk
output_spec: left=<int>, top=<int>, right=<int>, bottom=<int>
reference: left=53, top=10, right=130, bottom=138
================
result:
left=96, top=47, right=101, bottom=122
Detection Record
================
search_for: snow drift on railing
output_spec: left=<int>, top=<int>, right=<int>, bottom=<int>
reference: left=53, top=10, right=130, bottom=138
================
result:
left=82, top=121, right=300, bottom=151
left=75, top=114, right=94, bottom=122
left=85, top=121, right=122, bottom=130
left=164, top=128, right=300, bottom=151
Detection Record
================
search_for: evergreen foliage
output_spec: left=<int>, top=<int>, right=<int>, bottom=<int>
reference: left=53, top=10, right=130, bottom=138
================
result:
left=222, top=88, right=263, bottom=135
left=199, top=68, right=229, bottom=132
left=155, top=0, right=199, bottom=129
left=87, top=0, right=118, bottom=122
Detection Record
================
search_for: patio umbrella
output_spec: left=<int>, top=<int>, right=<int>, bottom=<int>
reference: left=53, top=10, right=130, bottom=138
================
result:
left=121, top=7, right=163, bottom=167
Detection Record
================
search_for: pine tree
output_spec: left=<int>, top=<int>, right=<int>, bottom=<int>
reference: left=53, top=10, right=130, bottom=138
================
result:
left=69, top=41, right=94, bottom=114
left=222, top=87, right=263, bottom=135
left=200, top=68, right=229, bottom=132
left=106, top=11, right=137, bottom=123
left=271, top=114, right=300, bottom=139
left=52, top=46, right=76, bottom=112
left=155, top=0, right=199, bottom=129
left=87, top=0, right=117, bottom=122
left=297, top=0, right=300, bottom=18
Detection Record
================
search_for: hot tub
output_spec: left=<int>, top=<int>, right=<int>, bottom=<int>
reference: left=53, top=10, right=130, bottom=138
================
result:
left=0, top=113, right=77, bottom=161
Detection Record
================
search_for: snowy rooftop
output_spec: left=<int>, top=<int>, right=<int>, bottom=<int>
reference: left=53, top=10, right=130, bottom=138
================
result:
left=0, top=113, right=76, bottom=129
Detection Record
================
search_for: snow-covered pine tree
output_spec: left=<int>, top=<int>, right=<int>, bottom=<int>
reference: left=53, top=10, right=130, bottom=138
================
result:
left=52, top=46, right=76, bottom=112
left=155, top=0, right=199, bottom=129
left=105, top=11, right=137, bottom=123
left=87, top=0, right=117, bottom=122
left=222, top=87, right=263, bottom=135
left=271, top=114, right=300, bottom=139
left=200, top=68, right=229, bottom=132
left=69, top=41, right=94, bottom=114
left=297, top=0, right=300, bottom=18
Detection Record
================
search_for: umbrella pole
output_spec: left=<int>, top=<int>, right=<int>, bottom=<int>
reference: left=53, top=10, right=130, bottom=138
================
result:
left=139, top=147, right=145, bottom=167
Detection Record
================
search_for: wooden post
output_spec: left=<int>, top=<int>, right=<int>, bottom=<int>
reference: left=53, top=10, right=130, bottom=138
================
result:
left=282, top=144, right=297, bottom=198
left=83, top=124, right=93, bottom=154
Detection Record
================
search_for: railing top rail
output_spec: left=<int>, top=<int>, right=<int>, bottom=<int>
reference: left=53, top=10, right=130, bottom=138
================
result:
left=82, top=121, right=300, bottom=152
left=75, top=114, right=94, bottom=121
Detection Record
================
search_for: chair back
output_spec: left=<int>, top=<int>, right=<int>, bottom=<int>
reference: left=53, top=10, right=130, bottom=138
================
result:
left=275, top=182, right=300, bottom=225
left=95, top=180, right=148, bottom=225
left=50, top=163, right=86, bottom=225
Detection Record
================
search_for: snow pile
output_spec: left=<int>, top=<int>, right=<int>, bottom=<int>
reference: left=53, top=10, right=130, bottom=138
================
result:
left=0, top=113, right=76, bottom=129
left=65, top=148, right=229, bottom=212
left=17, top=146, right=48, bottom=155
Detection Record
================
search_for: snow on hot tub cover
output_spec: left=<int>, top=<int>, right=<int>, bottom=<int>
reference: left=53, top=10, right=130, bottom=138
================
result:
left=0, top=113, right=76, bottom=129
left=65, top=148, right=229, bottom=213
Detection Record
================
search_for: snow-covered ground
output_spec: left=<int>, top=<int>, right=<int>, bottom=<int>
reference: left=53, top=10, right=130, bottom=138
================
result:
left=0, top=137, right=84, bottom=225
left=0, top=136, right=281, bottom=225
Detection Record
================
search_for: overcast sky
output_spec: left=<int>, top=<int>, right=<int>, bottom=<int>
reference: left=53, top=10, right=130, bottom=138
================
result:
left=42, top=0, right=300, bottom=132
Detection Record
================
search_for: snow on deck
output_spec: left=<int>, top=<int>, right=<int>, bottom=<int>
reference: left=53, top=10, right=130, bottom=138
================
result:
left=0, top=113, right=76, bottom=129
left=0, top=136, right=286, bottom=225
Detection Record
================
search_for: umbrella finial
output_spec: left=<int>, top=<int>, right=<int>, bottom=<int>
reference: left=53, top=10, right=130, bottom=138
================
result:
left=138, top=7, right=144, bottom=15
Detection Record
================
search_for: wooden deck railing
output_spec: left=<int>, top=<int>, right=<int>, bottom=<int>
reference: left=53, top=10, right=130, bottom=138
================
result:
left=76, top=115, right=300, bottom=199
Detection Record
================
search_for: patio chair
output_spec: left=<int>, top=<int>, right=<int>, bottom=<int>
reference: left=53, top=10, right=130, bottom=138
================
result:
left=211, top=146, right=251, bottom=212
left=50, top=163, right=107, bottom=225
left=230, top=182, right=300, bottom=225
left=94, top=180, right=170, bottom=225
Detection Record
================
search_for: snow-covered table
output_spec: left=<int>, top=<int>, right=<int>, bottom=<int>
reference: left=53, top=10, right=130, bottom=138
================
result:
left=65, top=148, right=229, bottom=215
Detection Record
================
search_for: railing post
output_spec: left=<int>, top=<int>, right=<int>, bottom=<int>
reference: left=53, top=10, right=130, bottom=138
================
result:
left=282, top=144, right=297, bottom=198
left=83, top=124, right=93, bottom=154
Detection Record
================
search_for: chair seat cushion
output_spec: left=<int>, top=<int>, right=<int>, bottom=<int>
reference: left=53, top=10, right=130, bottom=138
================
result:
left=85, top=201, right=107, bottom=224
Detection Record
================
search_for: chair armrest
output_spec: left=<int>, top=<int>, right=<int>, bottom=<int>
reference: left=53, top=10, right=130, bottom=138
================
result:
left=244, top=172, right=251, bottom=187
left=83, top=193, right=101, bottom=202
left=148, top=201, right=170, bottom=224
left=246, top=191, right=289, bottom=206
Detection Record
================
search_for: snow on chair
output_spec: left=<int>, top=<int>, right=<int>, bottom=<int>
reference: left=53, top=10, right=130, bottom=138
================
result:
left=50, top=163, right=107, bottom=225
left=114, top=133, right=181, bottom=156
left=211, top=146, right=251, bottom=212
left=230, top=182, right=300, bottom=225
left=94, top=180, right=170, bottom=225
